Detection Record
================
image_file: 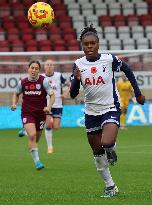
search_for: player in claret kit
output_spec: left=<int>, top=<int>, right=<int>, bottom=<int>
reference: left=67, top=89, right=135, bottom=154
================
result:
left=18, top=59, right=70, bottom=154
left=11, top=60, right=55, bottom=170
left=70, top=25, right=145, bottom=197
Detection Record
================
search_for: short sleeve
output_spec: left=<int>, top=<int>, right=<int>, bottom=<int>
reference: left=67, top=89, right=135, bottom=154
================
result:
left=16, top=80, right=22, bottom=94
left=43, top=78, right=54, bottom=95
left=60, top=74, right=66, bottom=84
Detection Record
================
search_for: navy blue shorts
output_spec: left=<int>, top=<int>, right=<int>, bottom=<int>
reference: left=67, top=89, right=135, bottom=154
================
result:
left=46, top=108, right=63, bottom=119
left=85, top=111, right=120, bottom=134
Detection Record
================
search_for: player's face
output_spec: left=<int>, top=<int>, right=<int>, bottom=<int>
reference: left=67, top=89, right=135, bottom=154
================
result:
left=81, top=35, right=99, bottom=59
left=44, top=60, right=54, bottom=76
left=28, top=63, right=40, bottom=80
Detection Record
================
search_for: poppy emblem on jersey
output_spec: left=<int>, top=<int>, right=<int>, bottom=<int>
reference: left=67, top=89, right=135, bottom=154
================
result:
left=23, top=118, right=27, bottom=123
left=91, top=67, right=97, bottom=74
left=29, top=84, right=35, bottom=90
left=36, top=84, right=41, bottom=90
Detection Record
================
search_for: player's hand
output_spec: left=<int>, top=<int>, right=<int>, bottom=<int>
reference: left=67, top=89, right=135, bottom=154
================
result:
left=43, top=106, right=51, bottom=113
left=73, top=67, right=81, bottom=80
left=136, top=94, right=145, bottom=105
left=11, top=104, right=17, bottom=111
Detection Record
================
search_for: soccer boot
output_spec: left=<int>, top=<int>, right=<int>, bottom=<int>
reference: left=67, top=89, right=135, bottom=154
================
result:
left=18, top=129, right=26, bottom=137
left=48, top=147, right=53, bottom=154
left=106, top=150, right=117, bottom=166
left=35, top=160, right=45, bottom=170
left=101, top=184, right=119, bottom=198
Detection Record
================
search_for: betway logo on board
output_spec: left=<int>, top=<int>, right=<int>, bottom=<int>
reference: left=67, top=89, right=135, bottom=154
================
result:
left=24, top=91, right=41, bottom=95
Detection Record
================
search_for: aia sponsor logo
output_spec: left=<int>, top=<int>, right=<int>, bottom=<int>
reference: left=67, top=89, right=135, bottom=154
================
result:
left=85, top=76, right=105, bottom=85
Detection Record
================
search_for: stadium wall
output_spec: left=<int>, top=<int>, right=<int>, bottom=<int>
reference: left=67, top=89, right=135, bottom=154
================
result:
left=0, top=104, right=151, bottom=129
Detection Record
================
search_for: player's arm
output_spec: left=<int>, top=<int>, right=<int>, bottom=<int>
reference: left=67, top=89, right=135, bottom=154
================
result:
left=11, top=80, right=22, bottom=111
left=45, top=91, right=55, bottom=113
left=120, top=62, right=145, bottom=104
left=43, top=78, right=55, bottom=112
left=70, top=63, right=81, bottom=99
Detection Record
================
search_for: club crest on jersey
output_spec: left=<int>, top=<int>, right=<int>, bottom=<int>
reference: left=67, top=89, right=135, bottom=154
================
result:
left=85, top=76, right=105, bottom=85
left=36, top=84, right=41, bottom=90
left=23, top=118, right=27, bottom=123
left=103, top=65, right=106, bottom=72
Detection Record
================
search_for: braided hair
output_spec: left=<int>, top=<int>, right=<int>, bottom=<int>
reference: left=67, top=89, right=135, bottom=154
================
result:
left=80, top=24, right=99, bottom=41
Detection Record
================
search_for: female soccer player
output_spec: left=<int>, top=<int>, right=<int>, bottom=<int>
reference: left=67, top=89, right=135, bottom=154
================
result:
left=117, top=74, right=134, bottom=129
left=11, top=60, right=55, bottom=170
left=44, top=59, right=70, bottom=154
left=18, top=59, right=70, bottom=154
left=70, top=25, right=145, bottom=197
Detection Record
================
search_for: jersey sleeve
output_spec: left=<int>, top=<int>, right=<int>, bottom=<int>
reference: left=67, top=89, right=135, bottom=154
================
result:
left=112, top=55, right=122, bottom=72
left=43, top=78, right=54, bottom=95
left=16, top=80, right=22, bottom=94
left=60, top=74, right=66, bottom=84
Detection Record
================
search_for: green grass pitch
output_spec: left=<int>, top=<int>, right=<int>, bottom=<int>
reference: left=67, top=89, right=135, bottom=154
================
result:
left=0, top=126, right=152, bottom=205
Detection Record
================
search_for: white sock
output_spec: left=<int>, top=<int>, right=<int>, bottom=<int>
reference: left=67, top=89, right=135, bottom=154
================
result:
left=94, top=154, right=115, bottom=187
left=45, top=129, right=53, bottom=149
left=30, top=148, right=39, bottom=163
left=24, top=129, right=27, bottom=136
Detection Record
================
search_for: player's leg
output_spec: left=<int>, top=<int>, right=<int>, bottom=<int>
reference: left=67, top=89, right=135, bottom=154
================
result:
left=85, top=114, right=118, bottom=197
left=18, top=128, right=27, bottom=137
left=120, top=100, right=128, bottom=129
left=24, top=123, right=43, bottom=170
left=45, top=114, right=53, bottom=153
left=45, top=108, right=62, bottom=154
left=101, top=111, right=120, bottom=166
left=53, top=117, right=61, bottom=130
left=87, top=132, right=118, bottom=197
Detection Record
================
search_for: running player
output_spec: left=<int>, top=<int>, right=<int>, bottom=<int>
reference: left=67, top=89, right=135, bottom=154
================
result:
left=18, top=59, right=70, bottom=154
left=70, top=25, right=145, bottom=197
left=117, top=74, right=134, bottom=129
left=11, top=60, right=55, bottom=170
left=43, top=59, right=70, bottom=154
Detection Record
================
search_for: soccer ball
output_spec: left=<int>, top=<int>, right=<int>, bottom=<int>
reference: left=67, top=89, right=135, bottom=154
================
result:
left=28, top=2, right=54, bottom=29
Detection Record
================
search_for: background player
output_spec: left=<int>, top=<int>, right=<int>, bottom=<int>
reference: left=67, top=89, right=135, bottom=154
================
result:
left=43, top=59, right=70, bottom=154
left=11, top=60, right=55, bottom=170
left=117, top=74, right=134, bottom=129
left=70, top=25, right=145, bottom=197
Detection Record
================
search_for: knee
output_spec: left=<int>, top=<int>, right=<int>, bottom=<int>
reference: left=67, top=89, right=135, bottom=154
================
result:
left=29, top=133, right=36, bottom=142
left=101, top=139, right=115, bottom=147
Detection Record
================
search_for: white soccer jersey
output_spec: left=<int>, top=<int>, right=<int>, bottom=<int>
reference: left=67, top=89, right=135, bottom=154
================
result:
left=43, top=72, right=66, bottom=108
left=74, top=54, right=122, bottom=115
